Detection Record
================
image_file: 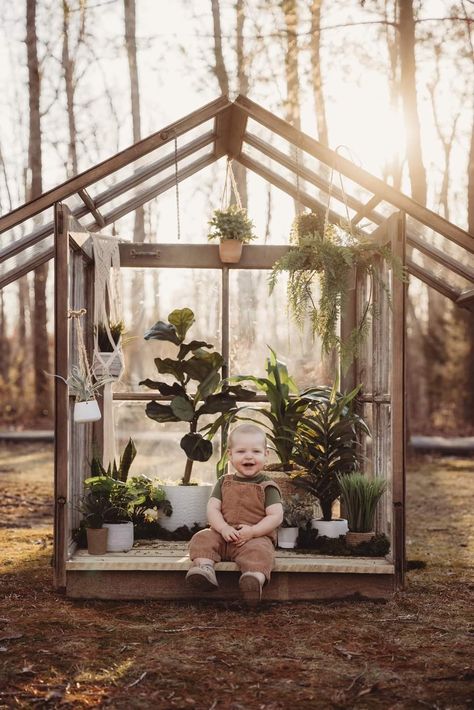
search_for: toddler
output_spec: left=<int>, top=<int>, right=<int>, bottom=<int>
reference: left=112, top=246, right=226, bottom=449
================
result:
left=186, top=424, right=283, bottom=604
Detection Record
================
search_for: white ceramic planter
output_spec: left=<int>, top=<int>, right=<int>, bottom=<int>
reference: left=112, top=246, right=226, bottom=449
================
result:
left=311, top=518, right=349, bottom=538
left=92, top=349, right=124, bottom=379
left=159, top=484, right=213, bottom=532
left=74, top=399, right=101, bottom=423
left=277, top=526, right=299, bottom=549
left=103, top=521, right=134, bottom=552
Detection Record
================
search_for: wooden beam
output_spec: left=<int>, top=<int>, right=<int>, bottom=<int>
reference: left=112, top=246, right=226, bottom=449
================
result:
left=456, top=288, right=474, bottom=310
left=0, top=245, right=54, bottom=290
left=226, top=105, right=248, bottom=159
left=235, top=94, right=474, bottom=253
left=351, top=195, right=383, bottom=226
left=119, top=243, right=289, bottom=269
left=408, top=232, right=474, bottom=283
left=0, top=95, right=231, bottom=234
left=77, top=188, right=106, bottom=228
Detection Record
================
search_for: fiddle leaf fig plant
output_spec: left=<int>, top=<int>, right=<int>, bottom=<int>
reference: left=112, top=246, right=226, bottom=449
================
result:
left=140, top=308, right=255, bottom=485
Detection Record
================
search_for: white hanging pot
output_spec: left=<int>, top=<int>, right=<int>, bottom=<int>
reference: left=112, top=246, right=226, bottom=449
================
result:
left=92, top=348, right=124, bottom=379
left=219, top=240, right=243, bottom=264
left=277, top=527, right=299, bottom=549
left=74, top=399, right=101, bottom=423
left=103, top=521, right=134, bottom=552
left=159, top=484, right=212, bottom=532
left=311, top=518, right=349, bottom=539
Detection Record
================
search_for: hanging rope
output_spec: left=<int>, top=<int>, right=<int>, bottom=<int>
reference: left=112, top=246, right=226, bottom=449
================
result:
left=325, top=145, right=362, bottom=241
left=221, top=158, right=242, bottom=209
left=68, top=308, right=93, bottom=385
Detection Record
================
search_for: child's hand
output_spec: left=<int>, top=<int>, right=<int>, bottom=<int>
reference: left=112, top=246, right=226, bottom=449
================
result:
left=220, top=524, right=240, bottom=542
left=235, top=524, right=254, bottom=546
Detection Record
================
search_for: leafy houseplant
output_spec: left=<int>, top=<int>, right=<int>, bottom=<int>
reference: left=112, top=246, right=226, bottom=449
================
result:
left=78, top=486, right=115, bottom=555
left=337, top=472, right=387, bottom=546
left=140, top=308, right=254, bottom=486
left=207, top=205, right=256, bottom=263
left=96, top=320, right=126, bottom=352
left=290, top=380, right=370, bottom=534
left=269, top=210, right=407, bottom=368
left=278, top=494, right=313, bottom=549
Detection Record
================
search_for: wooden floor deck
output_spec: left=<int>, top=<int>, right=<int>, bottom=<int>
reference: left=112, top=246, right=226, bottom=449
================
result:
left=66, top=541, right=395, bottom=601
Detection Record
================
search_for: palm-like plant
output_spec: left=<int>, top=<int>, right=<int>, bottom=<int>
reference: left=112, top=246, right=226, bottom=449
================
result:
left=290, top=381, right=370, bottom=521
left=337, top=472, right=386, bottom=533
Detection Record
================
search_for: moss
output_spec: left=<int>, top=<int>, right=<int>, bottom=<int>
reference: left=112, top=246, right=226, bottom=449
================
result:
left=296, top=526, right=390, bottom=557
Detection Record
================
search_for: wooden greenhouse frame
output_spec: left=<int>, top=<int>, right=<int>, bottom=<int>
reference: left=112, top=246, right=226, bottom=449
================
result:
left=1, top=95, right=473, bottom=601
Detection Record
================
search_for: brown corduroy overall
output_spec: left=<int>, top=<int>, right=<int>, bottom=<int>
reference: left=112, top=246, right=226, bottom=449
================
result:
left=188, top=475, right=281, bottom=582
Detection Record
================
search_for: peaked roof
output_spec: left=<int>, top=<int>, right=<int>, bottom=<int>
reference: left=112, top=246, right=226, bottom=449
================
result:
left=1, top=94, right=473, bottom=308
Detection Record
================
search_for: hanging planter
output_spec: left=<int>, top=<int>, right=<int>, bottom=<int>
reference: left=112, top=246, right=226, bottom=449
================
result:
left=208, top=205, right=256, bottom=264
left=218, top=239, right=244, bottom=264
left=92, top=321, right=126, bottom=379
left=74, top=399, right=101, bottom=423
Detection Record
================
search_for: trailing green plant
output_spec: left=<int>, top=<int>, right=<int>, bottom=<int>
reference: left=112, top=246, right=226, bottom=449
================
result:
left=140, top=307, right=255, bottom=485
left=228, top=346, right=320, bottom=470
left=290, top=379, right=370, bottom=522
left=282, top=494, right=313, bottom=528
left=96, top=320, right=126, bottom=352
left=207, top=205, right=256, bottom=243
left=269, top=210, right=407, bottom=369
left=337, top=471, right=387, bottom=533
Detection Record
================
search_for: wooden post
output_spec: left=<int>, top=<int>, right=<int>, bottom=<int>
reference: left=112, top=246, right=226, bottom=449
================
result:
left=221, top=266, right=230, bottom=454
left=389, top=212, right=406, bottom=589
left=53, top=202, right=69, bottom=590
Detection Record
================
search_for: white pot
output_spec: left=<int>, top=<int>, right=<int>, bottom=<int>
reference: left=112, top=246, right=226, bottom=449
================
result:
left=159, top=484, right=212, bottom=532
left=277, top=527, right=299, bottom=549
left=92, top=349, right=124, bottom=379
left=74, top=399, right=101, bottom=423
left=103, top=521, right=134, bottom=552
left=311, top=518, right=349, bottom=538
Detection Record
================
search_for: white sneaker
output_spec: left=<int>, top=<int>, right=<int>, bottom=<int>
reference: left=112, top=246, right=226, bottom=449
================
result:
left=185, top=564, right=218, bottom=591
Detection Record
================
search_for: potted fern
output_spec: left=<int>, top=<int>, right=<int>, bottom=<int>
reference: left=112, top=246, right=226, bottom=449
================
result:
left=337, top=472, right=387, bottom=547
left=207, top=205, right=256, bottom=263
left=269, top=210, right=407, bottom=368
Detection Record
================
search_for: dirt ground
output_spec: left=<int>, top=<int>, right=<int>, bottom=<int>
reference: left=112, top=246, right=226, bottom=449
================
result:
left=0, top=442, right=472, bottom=710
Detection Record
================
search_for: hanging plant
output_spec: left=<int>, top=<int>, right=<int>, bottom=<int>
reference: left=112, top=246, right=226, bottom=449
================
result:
left=268, top=210, right=407, bottom=368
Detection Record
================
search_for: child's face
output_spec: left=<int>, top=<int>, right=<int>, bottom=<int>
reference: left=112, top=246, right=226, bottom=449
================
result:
left=228, top=432, right=268, bottom=478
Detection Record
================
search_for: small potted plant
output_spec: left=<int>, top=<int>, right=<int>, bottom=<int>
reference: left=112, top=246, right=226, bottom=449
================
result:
left=207, top=204, right=256, bottom=263
left=290, top=379, right=370, bottom=538
left=92, top=320, right=126, bottom=379
left=278, top=494, right=313, bottom=549
left=337, top=472, right=387, bottom=547
left=78, top=487, right=114, bottom=555
left=65, top=365, right=113, bottom=423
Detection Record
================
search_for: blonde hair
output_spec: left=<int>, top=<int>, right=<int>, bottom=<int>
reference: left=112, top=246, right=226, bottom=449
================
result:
left=227, top=424, right=267, bottom=449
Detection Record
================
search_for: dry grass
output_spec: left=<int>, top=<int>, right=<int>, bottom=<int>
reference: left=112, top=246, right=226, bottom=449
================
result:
left=0, top=442, right=472, bottom=709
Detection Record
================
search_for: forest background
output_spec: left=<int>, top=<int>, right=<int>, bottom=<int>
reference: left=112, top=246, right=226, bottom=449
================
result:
left=0, top=0, right=473, bottom=440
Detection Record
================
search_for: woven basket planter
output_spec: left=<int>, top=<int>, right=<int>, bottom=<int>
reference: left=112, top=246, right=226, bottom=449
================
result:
left=345, top=531, right=375, bottom=547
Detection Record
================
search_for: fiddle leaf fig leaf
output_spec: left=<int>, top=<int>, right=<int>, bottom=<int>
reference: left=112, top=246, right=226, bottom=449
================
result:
left=154, top=357, right=185, bottom=381
left=196, top=392, right=239, bottom=415
left=145, top=401, right=179, bottom=423
left=196, top=371, right=221, bottom=400
left=180, top=433, right=213, bottom=462
left=144, top=320, right=180, bottom=345
left=178, top=340, right=213, bottom=360
left=182, top=352, right=223, bottom=382
left=168, top=308, right=195, bottom=341
left=170, top=395, right=195, bottom=422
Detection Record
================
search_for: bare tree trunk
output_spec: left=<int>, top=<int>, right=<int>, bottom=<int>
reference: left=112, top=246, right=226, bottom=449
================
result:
left=464, top=111, right=474, bottom=425
left=62, top=0, right=78, bottom=176
left=309, top=0, right=328, bottom=146
left=27, top=0, right=51, bottom=421
left=233, top=0, right=248, bottom=207
left=281, top=0, right=302, bottom=215
left=211, top=0, right=229, bottom=96
left=398, top=0, right=427, bottom=205
left=383, top=0, right=402, bottom=189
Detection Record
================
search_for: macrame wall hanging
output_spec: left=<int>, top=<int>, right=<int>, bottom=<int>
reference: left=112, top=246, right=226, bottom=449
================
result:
left=91, top=234, right=125, bottom=469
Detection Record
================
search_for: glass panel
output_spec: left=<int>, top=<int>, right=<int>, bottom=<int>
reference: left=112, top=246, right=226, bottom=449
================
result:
left=119, top=267, right=221, bottom=391
left=114, top=401, right=222, bottom=485
left=0, top=234, right=53, bottom=281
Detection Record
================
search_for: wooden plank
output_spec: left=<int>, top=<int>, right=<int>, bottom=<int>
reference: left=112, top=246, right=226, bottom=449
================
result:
left=389, top=212, right=406, bottom=590
left=351, top=195, right=383, bottom=226
left=0, top=95, right=231, bottom=234
left=0, top=245, right=54, bottom=290
left=119, top=243, right=290, bottom=269
left=456, top=288, right=474, bottom=309
left=66, top=570, right=394, bottom=600
left=226, top=105, right=249, bottom=159
left=78, top=188, right=106, bottom=228
left=214, top=106, right=232, bottom=159
left=407, top=258, right=461, bottom=302
left=53, top=203, right=70, bottom=590
left=235, top=94, right=474, bottom=253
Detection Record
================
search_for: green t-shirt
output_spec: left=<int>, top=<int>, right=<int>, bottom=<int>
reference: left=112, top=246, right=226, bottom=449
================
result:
left=211, top=473, right=282, bottom=508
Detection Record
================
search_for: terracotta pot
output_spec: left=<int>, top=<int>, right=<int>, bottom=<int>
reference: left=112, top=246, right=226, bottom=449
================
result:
left=218, top=240, right=243, bottom=263
left=346, top=531, right=375, bottom=547
left=277, top=527, right=299, bottom=549
left=86, top=527, right=108, bottom=555
left=74, top=399, right=101, bottom=423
